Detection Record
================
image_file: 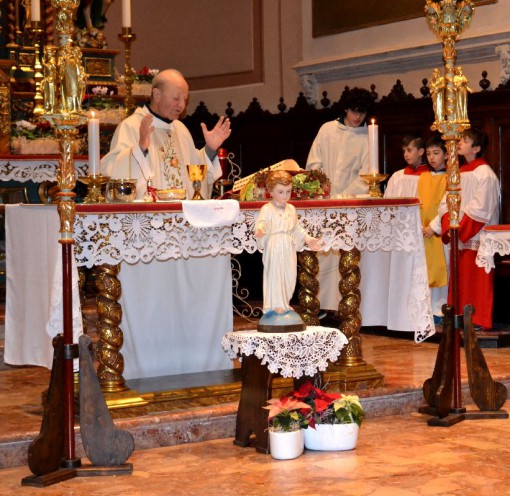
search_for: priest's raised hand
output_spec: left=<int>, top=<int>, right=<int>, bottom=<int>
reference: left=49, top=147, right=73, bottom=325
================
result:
left=201, top=115, right=231, bottom=154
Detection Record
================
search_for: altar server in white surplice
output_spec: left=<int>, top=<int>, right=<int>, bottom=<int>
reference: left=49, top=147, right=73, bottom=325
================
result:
left=306, top=87, right=372, bottom=312
left=100, top=69, right=234, bottom=379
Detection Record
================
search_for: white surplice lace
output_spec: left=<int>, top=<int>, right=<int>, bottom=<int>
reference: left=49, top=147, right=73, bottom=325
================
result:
left=221, top=327, right=349, bottom=378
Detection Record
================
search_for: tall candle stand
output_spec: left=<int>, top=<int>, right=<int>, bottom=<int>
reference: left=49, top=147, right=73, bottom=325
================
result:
left=419, top=0, right=508, bottom=427
left=21, top=0, right=133, bottom=487
left=31, top=21, right=45, bottom=116
left=118, top=27, right=137, bottom=116
left=360, top=172, right=388, bottom=198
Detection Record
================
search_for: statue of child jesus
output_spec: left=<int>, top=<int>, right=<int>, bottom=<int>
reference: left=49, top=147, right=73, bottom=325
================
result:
left=255, top=170, right=321, bottom=319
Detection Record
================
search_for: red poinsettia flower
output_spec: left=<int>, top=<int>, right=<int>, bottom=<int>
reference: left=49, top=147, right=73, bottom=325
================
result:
left=293, top=381, right=315, bottom=400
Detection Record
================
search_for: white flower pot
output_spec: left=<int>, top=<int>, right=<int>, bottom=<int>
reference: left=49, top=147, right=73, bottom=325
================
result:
left=304, top=423, right=359, bottom=451
left=269, top=429, right=304, bottom=460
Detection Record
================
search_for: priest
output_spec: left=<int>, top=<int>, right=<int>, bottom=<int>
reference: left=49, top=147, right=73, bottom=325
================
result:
left=102, top=68, right=231, bottom=200
left=100, top=68, right=233, bottom=380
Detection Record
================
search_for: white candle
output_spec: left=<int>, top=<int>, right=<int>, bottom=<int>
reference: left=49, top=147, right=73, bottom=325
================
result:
left=368, top=119, right=379, bottom=174
left=31, top=0, right=41, bottom=22
left=88, top=111, right=100, bottom=176
left=122, top=0, right=132, bottom=28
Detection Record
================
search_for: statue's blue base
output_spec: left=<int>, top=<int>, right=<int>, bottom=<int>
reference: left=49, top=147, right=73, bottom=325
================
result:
left=257, top=309, right=305, bottom=333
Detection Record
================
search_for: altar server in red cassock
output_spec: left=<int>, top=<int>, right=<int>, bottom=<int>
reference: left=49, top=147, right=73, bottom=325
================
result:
left=439, top=128, right=500, bottom=329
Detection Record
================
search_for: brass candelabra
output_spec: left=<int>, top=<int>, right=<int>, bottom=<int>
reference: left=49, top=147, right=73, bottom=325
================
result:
left=118, top=27, right=137, bottom=116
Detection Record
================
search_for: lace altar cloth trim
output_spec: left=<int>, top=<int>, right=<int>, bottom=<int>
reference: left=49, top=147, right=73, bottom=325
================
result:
left=476, top=226, right=510, bottom=273
left=221, top=327, right=348, bottom=379
left=74, top=205, right=422, bottom=267
left=73, top=204, right=434, bottom=343
left=0, top=157, right=89, bottom=182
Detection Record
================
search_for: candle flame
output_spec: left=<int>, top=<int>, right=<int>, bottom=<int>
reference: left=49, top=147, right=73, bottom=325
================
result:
left=90, top=110, right=96, bottom=119
left=371, top=118, right=375, bottom=125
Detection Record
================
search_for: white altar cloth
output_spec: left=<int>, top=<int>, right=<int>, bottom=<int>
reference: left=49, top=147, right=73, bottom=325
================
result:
left=476, top=225, right=510, bottom=273
left=4, top=205, right=233, bottom=378
left=4, top=198, right=434, bottom=377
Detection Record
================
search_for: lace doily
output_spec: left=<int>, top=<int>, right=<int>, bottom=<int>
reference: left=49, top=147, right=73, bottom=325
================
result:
left=74, top=204, right=421, bottom=267
left=476, top=227, right=510, bottom=273
left=0, top=158, right=89, bottom=182
left=221, top=326, right=348, bottom=379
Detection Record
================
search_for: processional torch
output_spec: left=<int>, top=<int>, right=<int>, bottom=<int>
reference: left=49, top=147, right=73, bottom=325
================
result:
left=425, top=0, right=474, bottom=415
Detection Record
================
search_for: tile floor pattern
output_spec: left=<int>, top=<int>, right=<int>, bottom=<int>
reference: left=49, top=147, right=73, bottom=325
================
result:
left=2, top=331, right=510, bottom=495
left=1, top=412, right=510, bottom=496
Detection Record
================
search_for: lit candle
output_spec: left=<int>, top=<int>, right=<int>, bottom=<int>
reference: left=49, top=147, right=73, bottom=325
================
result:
left=31, top=0, right=41, bottom=22
left=88, top=111, right=100, bottom=176
left=122, top=0, right=132, bottom=28
left=368, top=119, right=379, bottom=174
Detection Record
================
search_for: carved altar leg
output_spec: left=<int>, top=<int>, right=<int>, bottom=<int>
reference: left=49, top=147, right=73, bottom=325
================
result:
left=95, top=263, right=128, bottom=393
left=297, top=250, right=320, bottom=325
left=327, top=248, right=384, bottom=390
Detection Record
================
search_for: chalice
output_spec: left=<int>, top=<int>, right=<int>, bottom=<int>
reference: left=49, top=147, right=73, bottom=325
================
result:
left=187, top=164, right=207, bottom=200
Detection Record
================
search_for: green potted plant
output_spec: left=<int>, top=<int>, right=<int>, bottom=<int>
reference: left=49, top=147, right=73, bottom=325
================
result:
left=263, top=395, right=310, bottom=460
left=293, top=380, right=365, bottom=451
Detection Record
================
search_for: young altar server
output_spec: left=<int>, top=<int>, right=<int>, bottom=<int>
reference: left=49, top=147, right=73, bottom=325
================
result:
left=254, top=170, right=321, bottom=314
left=440, top=128, right=500, bottom=330
left=384, top=135, right=427, bottom=197
left=385, top=134, right=450, bottom=323
left=421, top=135, right=449, bottom=323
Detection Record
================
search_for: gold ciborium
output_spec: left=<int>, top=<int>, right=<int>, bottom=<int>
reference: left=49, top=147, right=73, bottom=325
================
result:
left=187, top=164, right=207, bottom=200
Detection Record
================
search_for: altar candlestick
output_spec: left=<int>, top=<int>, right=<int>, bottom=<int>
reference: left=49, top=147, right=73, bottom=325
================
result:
left=88, top=112, right=100, bottom=176
left=122, top=0, right=131, bottom=28
left=31, top=0, right=41, bottom=22
left=368, top=119, right=379, bottom=174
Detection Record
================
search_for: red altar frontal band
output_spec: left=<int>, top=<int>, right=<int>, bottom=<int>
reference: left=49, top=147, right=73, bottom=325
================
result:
left=76, top=197, right=421, bottom=215
left=483, top=224, right=510, bottom=232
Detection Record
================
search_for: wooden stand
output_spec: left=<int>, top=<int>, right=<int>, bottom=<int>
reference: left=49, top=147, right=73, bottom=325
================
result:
left=234, top=354, right=317, bottom=454
left=21, top=333, right=134, bottom=487
left=420, top=303, right=508, bottom=426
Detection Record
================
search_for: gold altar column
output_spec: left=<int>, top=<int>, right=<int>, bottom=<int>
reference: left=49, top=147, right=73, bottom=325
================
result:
left=298, top=247, right=384, bottom=391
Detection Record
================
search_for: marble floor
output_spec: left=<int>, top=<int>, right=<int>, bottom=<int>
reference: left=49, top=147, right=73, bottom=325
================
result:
left=2, top=321, right=510, bottom=495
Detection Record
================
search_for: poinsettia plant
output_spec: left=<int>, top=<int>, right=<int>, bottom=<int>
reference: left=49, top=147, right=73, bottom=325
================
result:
left=294, top=380, right=365, bottom=428
left=263, top=395, right=311, bottom=432
left=134, top=66, right=160, bottom=83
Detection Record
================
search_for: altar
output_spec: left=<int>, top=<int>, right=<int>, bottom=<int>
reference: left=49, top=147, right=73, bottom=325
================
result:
left=4, top=198, right=434, bottom=387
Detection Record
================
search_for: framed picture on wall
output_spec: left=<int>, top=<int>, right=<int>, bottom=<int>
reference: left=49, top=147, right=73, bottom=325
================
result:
left=312, top=0, right=498, bottom=38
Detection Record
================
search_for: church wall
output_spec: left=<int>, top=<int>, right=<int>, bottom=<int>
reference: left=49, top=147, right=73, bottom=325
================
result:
left=102, top=1, right=509, bottom=116
left=103, top=0, right=304, bottom=116
left=297, top=0, right=510, bottom=103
